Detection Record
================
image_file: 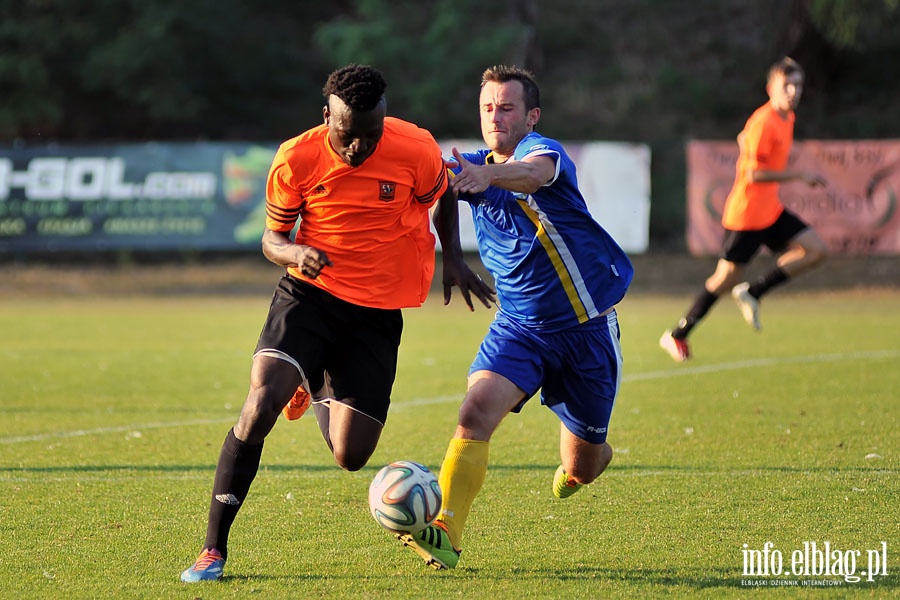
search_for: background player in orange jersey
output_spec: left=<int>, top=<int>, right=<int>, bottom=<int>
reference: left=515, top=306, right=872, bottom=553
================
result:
left=660, top=57, right=827, bottom=362
left=180, top=64, right=494, bottom=582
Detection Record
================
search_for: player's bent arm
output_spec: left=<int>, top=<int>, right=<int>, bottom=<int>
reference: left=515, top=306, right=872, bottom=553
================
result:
left=432, top=189, right=495, bottom=310
left=261, top=227, right=332, bottom=278
left=432, top=188, right=464, bottom=260
left=450, top=148, right=554, bottom=195
left=261, top=228, right=299, bottom=266
left=483, top=155, right=554, bottom=194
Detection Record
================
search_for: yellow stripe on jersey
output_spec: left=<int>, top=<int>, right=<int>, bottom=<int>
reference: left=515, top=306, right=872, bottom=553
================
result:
left=516, top=197, right=599, bottom=323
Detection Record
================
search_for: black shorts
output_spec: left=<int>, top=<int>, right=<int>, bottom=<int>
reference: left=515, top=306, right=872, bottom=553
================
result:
left=254, top=276, right=403, bottom=424
left=720, top=209, right=809, bottom=265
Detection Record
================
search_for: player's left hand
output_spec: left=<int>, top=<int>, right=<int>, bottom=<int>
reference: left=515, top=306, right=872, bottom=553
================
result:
left=441, top=255, right=496, bottom=311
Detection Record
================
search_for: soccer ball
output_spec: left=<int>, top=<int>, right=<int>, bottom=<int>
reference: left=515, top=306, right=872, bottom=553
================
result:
left=368, top=461, right=441, bottom=534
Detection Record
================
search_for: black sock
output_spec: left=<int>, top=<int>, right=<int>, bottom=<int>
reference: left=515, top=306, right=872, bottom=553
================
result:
left=203, top=428, right=264, bottom=560
left=748, top=267, right=789, bottom=299
left=672, top=290, right=719, bottom=339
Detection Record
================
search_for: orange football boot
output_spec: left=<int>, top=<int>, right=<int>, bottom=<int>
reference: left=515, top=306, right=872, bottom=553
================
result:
left=282, top=386, right=311, bottom=420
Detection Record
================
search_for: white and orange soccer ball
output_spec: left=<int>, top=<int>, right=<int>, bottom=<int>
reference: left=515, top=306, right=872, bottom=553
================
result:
left=368, top=460, right=441, bottom=534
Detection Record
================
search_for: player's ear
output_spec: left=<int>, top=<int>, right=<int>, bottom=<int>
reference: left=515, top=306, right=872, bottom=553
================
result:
left=323, top=105, right=330, bottom=125
left=526, top=107, right=541, bottom=128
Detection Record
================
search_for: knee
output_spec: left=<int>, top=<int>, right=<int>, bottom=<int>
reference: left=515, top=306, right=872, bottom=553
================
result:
left=580, top=462, right=611, bottom=485
left=248, top=381, right=293, bottom=415
left=568, top=443, right=613, bottom=485
left=456, top=396, right=505, bottom=440
left=809, top=244, right=828, bottom=266
left=234, top=388, right=288, bottom=442
left=706, top=263, right=741, bottom=294
left=457, top=403, right=483, bottom=433
left=332, top=446, right=373, bottom=472
left=568, top=467, right=603, bottom=486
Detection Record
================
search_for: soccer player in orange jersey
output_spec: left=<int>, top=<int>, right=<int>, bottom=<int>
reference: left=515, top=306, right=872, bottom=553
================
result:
left=660, top=57, right=827, bottom=362
left=180, top=64, right=494, bottom=582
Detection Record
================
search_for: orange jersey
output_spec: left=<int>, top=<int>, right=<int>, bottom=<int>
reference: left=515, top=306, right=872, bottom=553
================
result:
left=265, top=117, right=448, bottom=309
left=722, top=102, right=795, bottom=230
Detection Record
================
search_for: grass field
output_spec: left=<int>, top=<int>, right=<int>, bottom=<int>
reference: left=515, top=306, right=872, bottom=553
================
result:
left=1, top=288, right=898, bottom=599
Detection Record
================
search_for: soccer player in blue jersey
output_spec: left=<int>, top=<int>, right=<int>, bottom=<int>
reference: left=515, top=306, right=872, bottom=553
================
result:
left=397, top=64, right=634, bottom=569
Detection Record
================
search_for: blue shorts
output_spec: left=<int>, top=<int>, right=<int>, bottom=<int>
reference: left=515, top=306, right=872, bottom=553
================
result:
left=469, top=310, right=622, bottom=444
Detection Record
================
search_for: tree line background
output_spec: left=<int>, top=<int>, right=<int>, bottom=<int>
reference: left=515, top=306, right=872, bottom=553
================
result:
left=3, top=0, right=900, bottom=247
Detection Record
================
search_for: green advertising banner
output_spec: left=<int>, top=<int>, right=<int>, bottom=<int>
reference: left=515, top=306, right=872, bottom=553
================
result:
left=0, top=142, right=278, bottom=253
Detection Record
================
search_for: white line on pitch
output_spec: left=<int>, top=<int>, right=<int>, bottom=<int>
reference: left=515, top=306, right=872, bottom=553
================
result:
left=0, top=417, right=235, bottom=444
left=624, top=349, right=898, bottom=382
left=5, top=469, right=896, bottom=485
left=1, top=350, right=896, bottom=445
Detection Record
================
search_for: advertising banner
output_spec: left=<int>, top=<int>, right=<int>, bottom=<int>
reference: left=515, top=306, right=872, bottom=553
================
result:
left=687, top=140, right=900, bottom=255
left=1, top=140, right=650, bottom=254
left=0, top=142, right=278, bottom=253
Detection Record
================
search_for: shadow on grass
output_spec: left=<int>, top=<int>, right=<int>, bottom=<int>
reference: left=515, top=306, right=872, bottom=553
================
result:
left=608, top=464, right=900, bottom=475
left=0, top=463, right=343, bottom=475
left=2, top=462, right=898, bottom=476
left=217, top=566, right=900, bottom=592
left=496, top=566, right=899, bottom=590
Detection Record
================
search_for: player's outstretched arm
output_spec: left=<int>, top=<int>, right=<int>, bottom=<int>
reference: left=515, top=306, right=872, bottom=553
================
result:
left=432, top=189, right=496, bottom=311
left=449, top=147, right=554, bottom=195
left=750, top=168, right=826, bottom=188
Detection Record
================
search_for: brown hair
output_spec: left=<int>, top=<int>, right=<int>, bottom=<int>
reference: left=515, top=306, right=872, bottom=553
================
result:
left=481, top=65, right=541, bottom=111
left=768, top=57, right=804, bottom=83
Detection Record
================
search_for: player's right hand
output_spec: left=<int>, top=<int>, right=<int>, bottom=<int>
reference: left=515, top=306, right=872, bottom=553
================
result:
left=295, top=245, right=333, bottom=279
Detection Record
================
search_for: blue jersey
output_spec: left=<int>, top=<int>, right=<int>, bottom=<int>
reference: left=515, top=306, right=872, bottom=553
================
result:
left=454, top=132, right=633, bottom=331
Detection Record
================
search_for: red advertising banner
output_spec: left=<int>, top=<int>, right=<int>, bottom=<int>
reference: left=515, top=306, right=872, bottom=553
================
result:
left=687, top=140, right=900, bottom=255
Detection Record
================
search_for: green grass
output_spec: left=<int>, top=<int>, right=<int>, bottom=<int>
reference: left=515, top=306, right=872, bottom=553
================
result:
left=1, top=290, right=898, bottom=599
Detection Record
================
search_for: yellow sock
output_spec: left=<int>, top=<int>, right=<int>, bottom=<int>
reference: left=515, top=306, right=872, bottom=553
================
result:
left=437, top=438, right=489, bottom=549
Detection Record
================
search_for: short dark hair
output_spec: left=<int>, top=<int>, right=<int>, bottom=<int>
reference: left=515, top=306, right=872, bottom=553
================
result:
left=323, top=64, right=387, bottom=111
left=768, top=57, right=804, bottom=83
left=481, top=65, right=541, bottom=111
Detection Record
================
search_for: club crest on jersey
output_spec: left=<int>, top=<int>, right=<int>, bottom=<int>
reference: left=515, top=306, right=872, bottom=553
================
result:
left=379, top=181, right=396, bottom=202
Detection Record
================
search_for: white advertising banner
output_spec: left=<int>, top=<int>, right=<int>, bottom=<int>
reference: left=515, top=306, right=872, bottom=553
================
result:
left=437, top=140, right=651, bottom=254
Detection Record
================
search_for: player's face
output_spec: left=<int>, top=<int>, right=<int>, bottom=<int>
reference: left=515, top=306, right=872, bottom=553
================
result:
left=324, top=95, right=386, bottom=167
left=479, top=80, right=539, bottom=159
left=768, top=71, right=804, bottom=114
